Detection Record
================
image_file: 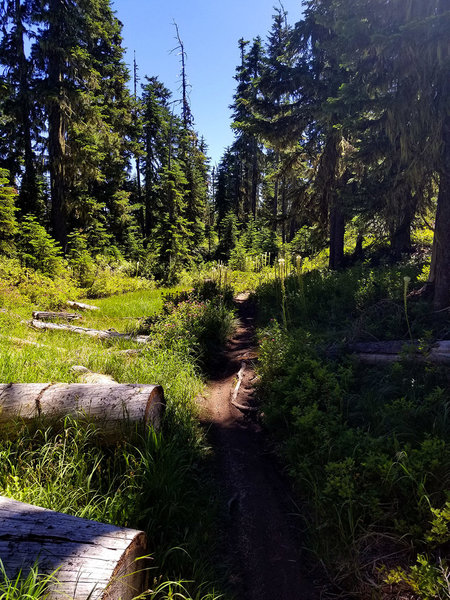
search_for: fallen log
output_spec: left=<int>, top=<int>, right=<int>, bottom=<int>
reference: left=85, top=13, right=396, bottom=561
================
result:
left=70, top=366, right=118, bottom=385
left=32, top=311, right=82, bottom=322
left=0, top=334, right=66, bottom=353
left=0, top=496, right=148, bottom=600
left=29, top=320, right=150, bottom=344
left=348, top=340, right=450, bottom=365
left=67, top=300, right=99, bottom=311
left=0, top=383, right=165, bottom=431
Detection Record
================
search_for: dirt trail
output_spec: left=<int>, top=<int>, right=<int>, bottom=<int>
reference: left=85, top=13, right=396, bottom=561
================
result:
left=200, top=294, right=319, bottom=600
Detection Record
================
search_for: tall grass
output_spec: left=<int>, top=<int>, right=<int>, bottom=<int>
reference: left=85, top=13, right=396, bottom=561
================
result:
left=0, top=284, right=232, bottom=600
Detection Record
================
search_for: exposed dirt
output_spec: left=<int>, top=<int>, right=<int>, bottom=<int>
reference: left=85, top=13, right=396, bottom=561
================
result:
left=200, top=294, right=320, bottom=600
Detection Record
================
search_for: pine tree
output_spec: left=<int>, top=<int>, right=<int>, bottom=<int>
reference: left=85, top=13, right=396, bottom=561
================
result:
left=325, top=0, right=450, bottom=305
left=0, top=167, right=18, bottom=254
left=0, top=0, right=42, bottom=215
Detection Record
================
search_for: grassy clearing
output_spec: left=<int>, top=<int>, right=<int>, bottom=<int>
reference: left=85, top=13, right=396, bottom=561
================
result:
left=255, top=260, right=450, bottom=598
left=0, top=281, right=235, bottom=599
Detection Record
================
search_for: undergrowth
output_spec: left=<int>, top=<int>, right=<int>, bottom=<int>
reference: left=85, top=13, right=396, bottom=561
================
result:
left=0, top=279, right=235, bottom=600
left=255, top=261, right=450, bottom=599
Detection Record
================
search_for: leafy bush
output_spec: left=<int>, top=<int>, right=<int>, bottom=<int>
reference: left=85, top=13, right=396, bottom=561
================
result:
left=0, top=256, right=78, bottom=309
left=86, top=264, right=153, bottom=298
left=142, top=296, right=236, bottom=368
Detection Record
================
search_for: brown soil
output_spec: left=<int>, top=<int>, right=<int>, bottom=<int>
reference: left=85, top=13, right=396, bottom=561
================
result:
left=200, top=294, right=320, bottom=600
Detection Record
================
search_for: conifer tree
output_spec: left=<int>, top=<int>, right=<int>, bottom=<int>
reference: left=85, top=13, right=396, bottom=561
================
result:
left=0, top=0, right=41, bottom=215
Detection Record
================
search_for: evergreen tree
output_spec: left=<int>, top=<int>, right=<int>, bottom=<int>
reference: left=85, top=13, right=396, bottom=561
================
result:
left=0, top=167, right=18, bottom=254
left=325, top=0, right=450, bottom=305
left=231, top=37, right=265, bottom=220
left=0, top=0, right=42, bottom=215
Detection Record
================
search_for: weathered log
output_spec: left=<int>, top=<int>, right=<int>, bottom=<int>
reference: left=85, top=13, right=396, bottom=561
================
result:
left=0, top=383, right=165, bottom=431
left=67, top=300, right=99, bottom=311
left=0, top=334, right=66, bottom=353
left=349, top=341, right=420, bottom=354
left=0, top=496, right=148, bottom=600
left=32, top=311, right=82, bottom=321
left=29, top=320, right=150, bottom=344
left=348, top=340, right=450, bottom=365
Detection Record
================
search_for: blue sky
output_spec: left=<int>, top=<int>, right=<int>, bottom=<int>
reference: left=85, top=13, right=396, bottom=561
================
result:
left=111, top=0, right=304, bottom=165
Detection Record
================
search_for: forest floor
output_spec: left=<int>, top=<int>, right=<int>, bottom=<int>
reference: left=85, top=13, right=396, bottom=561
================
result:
left=199, top=294, right=320, bottom=600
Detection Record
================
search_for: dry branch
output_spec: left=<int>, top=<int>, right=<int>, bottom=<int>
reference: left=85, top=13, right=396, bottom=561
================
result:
left=0, top=496, right=148, bottom=600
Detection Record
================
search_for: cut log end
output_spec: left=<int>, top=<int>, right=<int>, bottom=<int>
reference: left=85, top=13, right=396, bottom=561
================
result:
left=0, top=383, right=166, bottom=434
left=144, top=384, right=165, bottom=430
left=0, top=496, right=149, bottom=600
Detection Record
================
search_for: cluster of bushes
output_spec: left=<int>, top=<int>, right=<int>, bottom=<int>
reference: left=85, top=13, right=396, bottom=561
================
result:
left=255, top=263, right=450, bottom=597
left=139, top=280, right=236, bottom=370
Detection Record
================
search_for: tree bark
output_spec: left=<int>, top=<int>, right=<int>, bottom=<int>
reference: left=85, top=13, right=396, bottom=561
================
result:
left=0, top=496, right=148, bottom=600
left=0, top=383, right=165, bottom=432
left=432, top=115, right=450, bottom=310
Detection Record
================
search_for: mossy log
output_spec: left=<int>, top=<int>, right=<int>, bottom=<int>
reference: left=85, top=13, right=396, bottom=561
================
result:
left=0, top=496, right=148, bottom=600
left=0, top=383, right=165, bottom=431
left=29, top=319, right=150, bottom=343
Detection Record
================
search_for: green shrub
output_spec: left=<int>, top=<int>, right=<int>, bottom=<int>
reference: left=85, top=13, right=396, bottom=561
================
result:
left=0, top=256, right=78, bottom=309
left=255, top=260, right=450, bottom=593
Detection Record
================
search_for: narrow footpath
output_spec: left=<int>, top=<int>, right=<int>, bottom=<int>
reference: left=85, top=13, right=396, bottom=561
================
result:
left=200, top=294, right=319, bottom=600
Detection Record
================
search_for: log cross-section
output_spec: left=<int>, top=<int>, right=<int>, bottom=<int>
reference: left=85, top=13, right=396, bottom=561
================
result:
left=0, top=496, right=148, bottom=599
left=0, top=383, right=165, bottom=431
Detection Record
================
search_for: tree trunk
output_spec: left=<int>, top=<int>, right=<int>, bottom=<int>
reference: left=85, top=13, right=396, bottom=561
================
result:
left=432, top=115, right=450, bottom=310
left=47, top=0, right=67, bottom=250
left=15, top=0, right=39, bottom=216
left=0, top=383, right=165, bottom=432
left=281, top=178, right=287, bottom=244
left=273, top=176, right=279, bottom=232
left=251, top=139, right=258, bottom=218
left=329, top=201, right=345, bottom=269
left=352, top=233, right=364, bottom=261
left=390, top=198, right=416, bottom=260
left=0, top=496, right=148, bottom=600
